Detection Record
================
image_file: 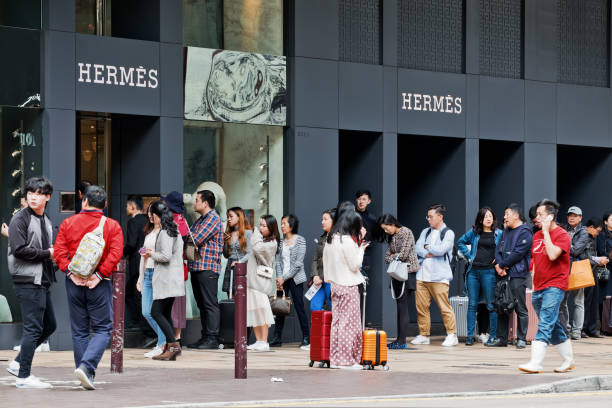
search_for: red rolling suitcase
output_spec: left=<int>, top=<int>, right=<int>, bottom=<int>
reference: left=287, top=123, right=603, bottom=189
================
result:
left=309, top=310, right=332, bottom=368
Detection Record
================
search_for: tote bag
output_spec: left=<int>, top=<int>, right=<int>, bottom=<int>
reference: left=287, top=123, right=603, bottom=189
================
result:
left=568, top=259, right=595, bottom=291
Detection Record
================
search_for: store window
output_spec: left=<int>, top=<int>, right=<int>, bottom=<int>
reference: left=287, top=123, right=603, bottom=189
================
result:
left=0, top=0, right=41, bottom=30
left=183, top=0, right=283, bottom=55
left=0, top=26, right=40, bottom=107
left=0, top=107, right=43, bottom=322
left=75, top=0, right=111, bottom=36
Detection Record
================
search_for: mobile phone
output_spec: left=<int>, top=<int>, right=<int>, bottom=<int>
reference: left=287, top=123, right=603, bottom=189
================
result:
left=139, top=247, right=148, bottom=255
left=546, top=214, right=554, bottom=222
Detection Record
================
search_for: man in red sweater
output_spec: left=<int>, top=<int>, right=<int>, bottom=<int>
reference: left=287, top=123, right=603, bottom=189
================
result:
left=54, top=185, right=123, bottom=390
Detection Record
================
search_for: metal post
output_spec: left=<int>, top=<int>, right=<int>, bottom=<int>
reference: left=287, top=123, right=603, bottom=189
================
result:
left=234, top=262, right=247, bottom=379
left=111, top=259, right=126, bottom=373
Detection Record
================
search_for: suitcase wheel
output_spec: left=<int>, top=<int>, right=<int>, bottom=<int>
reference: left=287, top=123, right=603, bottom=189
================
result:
left=309, top=361, right=314, bottom=367
left=318, top=362, right=326, bottom=368
left=218, top=344, right=225, bottom=350
left=383, top=364, right=390, bottom=371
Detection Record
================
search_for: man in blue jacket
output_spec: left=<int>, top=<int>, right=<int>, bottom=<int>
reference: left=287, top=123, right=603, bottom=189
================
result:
left=488, top=203, right=533, bottom=349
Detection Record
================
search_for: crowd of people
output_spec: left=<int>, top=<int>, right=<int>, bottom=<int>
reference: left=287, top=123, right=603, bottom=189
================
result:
left=4, top=176, right=612, bottom=388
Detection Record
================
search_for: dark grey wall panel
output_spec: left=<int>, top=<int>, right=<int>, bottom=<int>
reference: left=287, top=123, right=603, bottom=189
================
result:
left=556, top=84, right=610, bottom=147
left=479, top=0, right=523, bottom=79
left=159, top=117, right=184, bottom=194
left=160, top=43, right=183, bottom=118
left=119, top=116, right=161, bottom=194
left=339, top=62, right=383, bottom=131
left=75, top=35, right=161, bottom=116
left=294, top=0, right=339, bottom=60
left=42, top=0, right=75, bottom=32
left=523, top=142, right=556, bottom=210
left=524, top=0, right=558, bottom=82
left=43, top=30, right=75, bottom=110
left=397, top=0, right=464, bottom=73
left=465, top=0, right=480, bottom=75
left=465, top=74, right=479, bottom=138
left=383, top=66, right=398, bottom=133
left=397, top=69, right=466, bottom=138
left=293, top=57, right=338, bottom=129
left=479, top=77, right=524, bottom=141
left=525, top=81, right=556, bottom=143
left=382, top=0, right=397, bottom=66
left=465, top=138, right=479, bottom=231
left=160, top=0, right=183, bottom=44
left=339, top=0, right=381, bottom=64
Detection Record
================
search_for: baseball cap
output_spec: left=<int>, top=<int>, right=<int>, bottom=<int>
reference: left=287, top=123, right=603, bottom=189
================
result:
left=567, top=206, right=582, bottom=216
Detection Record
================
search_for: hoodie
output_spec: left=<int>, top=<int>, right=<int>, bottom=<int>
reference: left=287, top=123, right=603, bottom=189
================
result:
left=495, top=223, right=533, bottom=279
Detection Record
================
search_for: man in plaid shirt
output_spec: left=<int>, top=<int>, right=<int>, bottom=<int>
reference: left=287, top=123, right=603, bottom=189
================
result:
left=187, top=190, right=224, bottom=349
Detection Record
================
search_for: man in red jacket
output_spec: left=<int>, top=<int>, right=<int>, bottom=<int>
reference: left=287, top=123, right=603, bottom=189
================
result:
left=54, top=185, right=123, bottom=390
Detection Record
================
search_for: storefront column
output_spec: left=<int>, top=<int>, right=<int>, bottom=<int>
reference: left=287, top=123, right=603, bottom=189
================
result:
left=524, top=142, right=557, bottom=212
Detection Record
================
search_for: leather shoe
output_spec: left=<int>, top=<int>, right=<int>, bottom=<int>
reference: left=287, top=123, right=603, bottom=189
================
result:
left=515, top=339, right=527, bottom=349
left=586, top=331, right=605, bottom=338
left=465, top=338, right=474, bottom=346
left=581, top=331, right=589, bottom=338
left=269, top=334, right=282, bottom=347
left=485, top=338, right=507, bottom=347
left=196, top=339, right=219, bottom=350
left=187, top=338, right=206, bottom=349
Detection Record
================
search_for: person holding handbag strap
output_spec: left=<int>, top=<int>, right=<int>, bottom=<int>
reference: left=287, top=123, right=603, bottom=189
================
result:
left=245, top=215, right=280, bottom=352
left=378, top=214, right=418, bottom=349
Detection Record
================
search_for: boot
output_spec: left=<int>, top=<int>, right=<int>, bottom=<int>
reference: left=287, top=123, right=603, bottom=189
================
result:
left=156, top=342, right=181, bottom=361
left=553, top=339, right=574, bottom=373
left=151, top=343, right=167, bottom=360
left=519, top=340, right=547, bottom=373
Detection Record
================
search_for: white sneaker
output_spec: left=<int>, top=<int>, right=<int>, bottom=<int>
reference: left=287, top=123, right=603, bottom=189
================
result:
left=411, top=335, right=430, bottom=345
left=38, top=342, right=50, bottom=352
left=16, top=375, right=53, bottom=389
left=144, top=345, right=163, bottom=358
left=246, top=342, right=258, bottom=350
left=338, top=363, right=364, bottom=370
left=252, top=342, right=270, bottom=352
left=478, top=333, right=490, bottom=344
left=442, top=333, right=458, bottom=347
left=300, top=344, right=310, bottom=351
left=7, top=360, right=19, bottom=376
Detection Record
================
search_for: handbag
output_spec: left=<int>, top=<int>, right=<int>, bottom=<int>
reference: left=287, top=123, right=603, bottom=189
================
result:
left=184, top=223, right=201, bottom=262
left=494, top=278, right=516, bottom=315
left=386, top=258, right=409, bottom=281
left=596, top=265, right=610, bottom=281
left=256, top=265, right=274, bottom=279
left=568, top=259, right=595, bottom=291
left=270, top=291, right=292, bottom=316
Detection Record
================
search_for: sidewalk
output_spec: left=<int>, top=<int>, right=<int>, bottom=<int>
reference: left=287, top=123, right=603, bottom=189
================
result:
left=1, top=336, right=611, bottom=408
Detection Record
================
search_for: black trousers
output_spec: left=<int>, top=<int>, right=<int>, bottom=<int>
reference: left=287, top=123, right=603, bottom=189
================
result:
left=14, top=285, right=57, bottom=378
left=190, top=270, right=220, bottom=338
left=583, top=277, right=600, bottom=335
left=274, top=279, right=310, bottom=340
left=151, top=297, right=176, bottom=343
left=496, top=277, right=528, bottom=343
left=391, top=278, right=411, bottom=343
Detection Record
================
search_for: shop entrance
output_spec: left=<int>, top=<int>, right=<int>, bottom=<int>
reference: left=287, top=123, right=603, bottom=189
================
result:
left=76, top=112, right=112, bottom=212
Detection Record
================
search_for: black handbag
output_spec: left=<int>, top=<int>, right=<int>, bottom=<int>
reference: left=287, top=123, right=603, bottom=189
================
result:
left=494, top=278, right=516, bottom=315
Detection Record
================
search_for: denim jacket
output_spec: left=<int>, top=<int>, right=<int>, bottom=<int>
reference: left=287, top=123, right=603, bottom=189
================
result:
left=457, top=228, right=502, bottom=274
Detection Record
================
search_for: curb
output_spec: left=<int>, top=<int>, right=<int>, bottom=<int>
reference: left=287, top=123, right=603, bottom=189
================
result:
left=125, top=375, right=612, bottom=408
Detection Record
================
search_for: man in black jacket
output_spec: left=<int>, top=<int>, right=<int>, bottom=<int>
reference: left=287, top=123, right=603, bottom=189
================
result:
left=583, top=218, right=607, bottom=338
left=489, top=203, right=533, bottom=349
left=355, top=189, right=377, bottom=276
left=123, top=195, right=149, bottom=332
left=6, top=177, right=56, bottom=389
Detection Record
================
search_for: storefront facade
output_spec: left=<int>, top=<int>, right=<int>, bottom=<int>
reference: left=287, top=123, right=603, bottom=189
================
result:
left=1, top=0, right=612, bottom=348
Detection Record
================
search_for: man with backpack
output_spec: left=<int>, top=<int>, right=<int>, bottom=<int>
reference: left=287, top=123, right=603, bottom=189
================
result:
left=54, top=185, right=123, bottom=390
left=488, top=203, right=533, bottom=349
left=412, top=204, right=458, bottom=347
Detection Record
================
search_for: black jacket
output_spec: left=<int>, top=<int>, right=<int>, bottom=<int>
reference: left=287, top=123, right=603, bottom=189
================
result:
left=123, top=213, right=148, bottom=277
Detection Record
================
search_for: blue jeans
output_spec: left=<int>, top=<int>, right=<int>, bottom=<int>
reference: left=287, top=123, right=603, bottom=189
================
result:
left=310, top=282, right=332, bottom=312
left=466, top=268, right=497, bottom=338
left=532, top=287, right=568, bottom=345
left=142, top=269, right=166, bottom=346
left=65, top=277, right=113, bottom=373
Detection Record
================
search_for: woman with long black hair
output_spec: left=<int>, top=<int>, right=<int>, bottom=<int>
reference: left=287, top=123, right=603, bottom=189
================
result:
left=140, top=200, right=185, bottom=360
left=378, top=214, right=419, bottom=349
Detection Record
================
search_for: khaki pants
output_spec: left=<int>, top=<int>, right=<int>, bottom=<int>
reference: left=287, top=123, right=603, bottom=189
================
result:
left=415, top=280, right=457, bottom=336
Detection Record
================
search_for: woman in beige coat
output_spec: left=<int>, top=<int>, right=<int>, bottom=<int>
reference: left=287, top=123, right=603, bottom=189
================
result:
left=246, top=215, right=280, bottom=352
left=139, top=201, right=185, bottom=361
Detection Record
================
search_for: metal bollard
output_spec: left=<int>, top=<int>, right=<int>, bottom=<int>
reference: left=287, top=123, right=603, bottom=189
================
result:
left=111, top=259, right=126, bottom=373
left=234, top=262, right=247, bottom=379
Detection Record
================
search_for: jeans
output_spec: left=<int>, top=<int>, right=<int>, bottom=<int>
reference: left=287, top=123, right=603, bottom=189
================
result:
left=65, top=277, right=113, bottom=373
left=13, top=285, right=57, bottom=378
left=151, top=297, right=176, bottom=343
left=142, top=269, right=166, bottom=347
left=532, top=287, right=568, bottom=345
left=559, top=289, right=584, bottom=336
left=190, top=270, right=220, bottom=339
left=466, top=268, right=497, bottom=339
left=310, top=282, right=332, bottom=312
left=497, top=277, right=528, bottom=343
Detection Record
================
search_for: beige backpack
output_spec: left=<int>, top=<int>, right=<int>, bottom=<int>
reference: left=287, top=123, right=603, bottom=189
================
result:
left=68, top=216, right=107, bottom=278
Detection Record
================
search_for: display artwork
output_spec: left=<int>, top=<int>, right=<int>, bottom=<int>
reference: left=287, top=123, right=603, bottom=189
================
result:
left=184, top=47, right=286, bottom=126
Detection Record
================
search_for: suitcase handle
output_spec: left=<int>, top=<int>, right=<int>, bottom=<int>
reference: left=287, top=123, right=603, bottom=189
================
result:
left=228, top=266, right=234, bottom=300
left=361, top=280, right=367, bottom=331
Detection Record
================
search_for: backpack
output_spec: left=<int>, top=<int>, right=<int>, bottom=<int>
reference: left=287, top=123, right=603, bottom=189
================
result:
left=425, top=227, right=456, bottom=266
left=494, top=277, right=516, bottom=314
left=68, top=216, right=107, bottom=278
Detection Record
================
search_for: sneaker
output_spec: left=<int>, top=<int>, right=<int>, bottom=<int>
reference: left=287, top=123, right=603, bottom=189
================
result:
left=7, top=360, right=19, bottom=377
left=478, top=333, right=490, bottom=344
left=75, top=364, right=95, bottom=390
left=16, top=375, right=53, bottom=389
left=300, top=344, right=310, bottom=351
left=442, top=333, right=458, bottom=347
left=338, top=363, right=363, bottom=370
left=570, top=332, right=580, bottom=341
left=246, top=342, right=259, bottom=350
left=144, top=345, right=164, bottom=358
left=251, top=342, right=270, bottom=352
left=38, top=342, right=50, bottom=352
left=411, top=335, right=430, bottom=345
left=388, top=341, right=408, bottom=350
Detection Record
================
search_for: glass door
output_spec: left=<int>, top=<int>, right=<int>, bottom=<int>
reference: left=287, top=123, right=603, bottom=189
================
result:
left=77, top=113, right=111, bottom=212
